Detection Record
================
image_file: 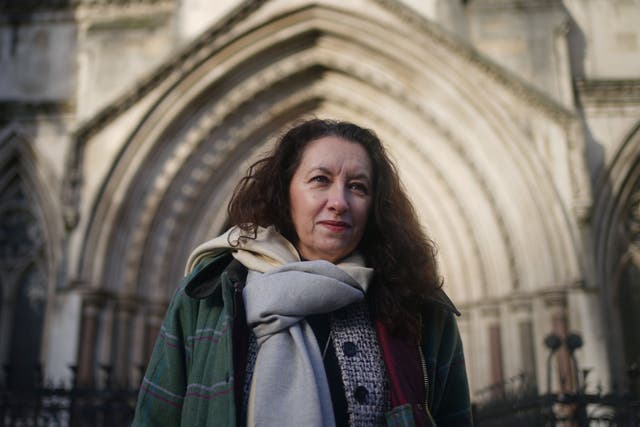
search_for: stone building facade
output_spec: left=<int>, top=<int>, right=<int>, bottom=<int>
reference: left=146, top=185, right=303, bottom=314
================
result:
left=1, top=0, right=639, bottom=400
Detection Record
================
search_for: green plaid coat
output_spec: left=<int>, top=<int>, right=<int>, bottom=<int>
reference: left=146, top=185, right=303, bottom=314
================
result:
left=132, top=252, right=472, bottom=426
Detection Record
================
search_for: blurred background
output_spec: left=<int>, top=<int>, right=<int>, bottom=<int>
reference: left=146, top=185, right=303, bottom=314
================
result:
left=0, top=0, right=639, bottom=424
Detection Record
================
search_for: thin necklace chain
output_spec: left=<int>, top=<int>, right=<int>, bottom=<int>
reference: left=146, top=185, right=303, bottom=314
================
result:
left=322, top=331, right=332, bottom=360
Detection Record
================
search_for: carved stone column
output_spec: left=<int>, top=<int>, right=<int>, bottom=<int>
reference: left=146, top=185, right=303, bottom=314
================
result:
left=481, top=305, right=504, bottom=399
left=508, top=299, right=537, bottom=390
left=111, top=296, right=138, bottom=388
left=76, top=291, right=107, bottom=387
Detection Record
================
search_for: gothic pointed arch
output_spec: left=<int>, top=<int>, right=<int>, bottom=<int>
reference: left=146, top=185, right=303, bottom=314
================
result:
left=69, top=1, right=585, bottom=390
left=0, top=126, right=58, bottom=388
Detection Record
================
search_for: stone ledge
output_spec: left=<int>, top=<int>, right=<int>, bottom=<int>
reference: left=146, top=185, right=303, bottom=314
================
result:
left=0, top=0, right=171, bottom=6
left=0, top=100, right=76, bottom=118
left=0, top=0, right=174, bottom=13
left=467, top=0, right=563, bottom=11
left=576, top=78, right=640, bottom=106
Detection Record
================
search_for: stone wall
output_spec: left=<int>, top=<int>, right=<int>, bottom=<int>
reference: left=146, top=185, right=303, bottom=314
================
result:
left=0, top=0, right=638, bottom=399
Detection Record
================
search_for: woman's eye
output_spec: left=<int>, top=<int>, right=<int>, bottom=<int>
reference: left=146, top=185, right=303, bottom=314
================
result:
left=349, top=183, right=369, bottom=194
left=311, top=175, right=329, bottom=183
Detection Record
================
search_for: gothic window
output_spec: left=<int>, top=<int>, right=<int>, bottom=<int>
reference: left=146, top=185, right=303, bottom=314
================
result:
left=8, top=263, right=47, bottom=387
left=0, top=141, right=48, bottom=389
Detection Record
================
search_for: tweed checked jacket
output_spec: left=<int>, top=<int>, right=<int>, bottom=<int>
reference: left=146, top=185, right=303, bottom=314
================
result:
left=132, top=252, right=472, bottom=426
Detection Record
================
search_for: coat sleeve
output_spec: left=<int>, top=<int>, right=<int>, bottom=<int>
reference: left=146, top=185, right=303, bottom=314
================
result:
left=423, top=309, right=473, bottom=426
left=131, top=286, right=197, bottom=426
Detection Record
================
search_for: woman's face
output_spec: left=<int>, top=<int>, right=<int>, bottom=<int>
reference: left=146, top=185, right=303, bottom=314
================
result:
left=289, top=136, right=373, bottom=263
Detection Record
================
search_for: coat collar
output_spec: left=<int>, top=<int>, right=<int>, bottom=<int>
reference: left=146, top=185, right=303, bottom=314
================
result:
left=426, top=288, right=460, bottom=316
left=184, top=250, right=461, bottom=317
left=184, top=251, right=246, bottom=299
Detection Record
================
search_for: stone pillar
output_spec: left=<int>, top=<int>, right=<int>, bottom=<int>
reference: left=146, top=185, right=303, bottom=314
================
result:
left=508, top=299, right=537, bottom=391
left=488, top=323, right=505, bottom=398
left=111, top=296, right=138, bottom=388
left=76, top=291, right=107, bottom=387
left=481, top=305, right=504, bottom=399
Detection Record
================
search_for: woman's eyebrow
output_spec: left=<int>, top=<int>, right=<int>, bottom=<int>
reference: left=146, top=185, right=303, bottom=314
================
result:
left=307, top=166, right=332, bottom=175
left=306, top=166, right=371, bottom=183
left=348, top=172, right=371, bottom=183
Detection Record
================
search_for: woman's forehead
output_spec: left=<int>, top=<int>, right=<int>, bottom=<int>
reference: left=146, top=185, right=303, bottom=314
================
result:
left=296, top=137, right=372, bottom=175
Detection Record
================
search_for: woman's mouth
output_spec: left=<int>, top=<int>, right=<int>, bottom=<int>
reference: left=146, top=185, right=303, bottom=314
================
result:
left=318, top=220, right=351, bottom=232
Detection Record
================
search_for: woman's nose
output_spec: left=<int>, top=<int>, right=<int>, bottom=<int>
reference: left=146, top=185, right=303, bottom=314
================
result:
left=328, top=187, right=348, bottom=213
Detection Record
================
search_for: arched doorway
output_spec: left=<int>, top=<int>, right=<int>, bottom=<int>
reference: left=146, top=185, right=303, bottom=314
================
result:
left=67, top=2, right=584, bottom=393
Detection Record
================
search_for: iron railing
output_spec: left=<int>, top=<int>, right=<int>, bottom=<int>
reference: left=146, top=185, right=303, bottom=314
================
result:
left=1, top=387, right=137, bottom=427
left=473, top=373, right=640, bottom=426
left=2, top=369, right=639, bottom=426
left=1, top=365, right=137, bottom=427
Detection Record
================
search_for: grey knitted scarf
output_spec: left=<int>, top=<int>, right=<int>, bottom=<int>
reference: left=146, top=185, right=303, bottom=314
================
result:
left=243, top=301, right=390, bottom=426
left=244, top=259, right=372, bottom=427
left=184, top=226, right=373, bottom=426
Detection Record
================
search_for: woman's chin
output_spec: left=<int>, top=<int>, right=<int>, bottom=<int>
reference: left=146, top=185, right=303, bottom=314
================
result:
left=317, top=247, right=356, bottom=263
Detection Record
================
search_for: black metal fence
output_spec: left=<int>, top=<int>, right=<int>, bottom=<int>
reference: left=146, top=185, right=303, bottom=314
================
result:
left=472, top=373, right=640, bottom=426
left=1, top=387, right=137, bottom=427
left=1, top=366, right=137, bottom=427
left=2, top=370, right=639, bottom=426
left=474, top=392, right=640, bottom=426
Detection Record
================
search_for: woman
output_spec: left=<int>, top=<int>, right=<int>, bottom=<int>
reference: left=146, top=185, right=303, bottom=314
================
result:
left=132, top=119, right=472, bottom=426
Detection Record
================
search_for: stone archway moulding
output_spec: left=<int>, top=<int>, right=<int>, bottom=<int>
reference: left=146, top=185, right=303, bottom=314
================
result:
left=69, top=2, right=582, bottom=310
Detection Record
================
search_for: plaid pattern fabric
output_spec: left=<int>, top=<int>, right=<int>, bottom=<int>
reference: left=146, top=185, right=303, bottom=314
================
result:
left=132, top=252, right=472, bottom=426
left=132, top=253, right=239, bottom=427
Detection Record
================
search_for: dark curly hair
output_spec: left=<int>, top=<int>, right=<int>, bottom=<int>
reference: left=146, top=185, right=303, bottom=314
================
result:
left=227, top=118, right=442, bottom=335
